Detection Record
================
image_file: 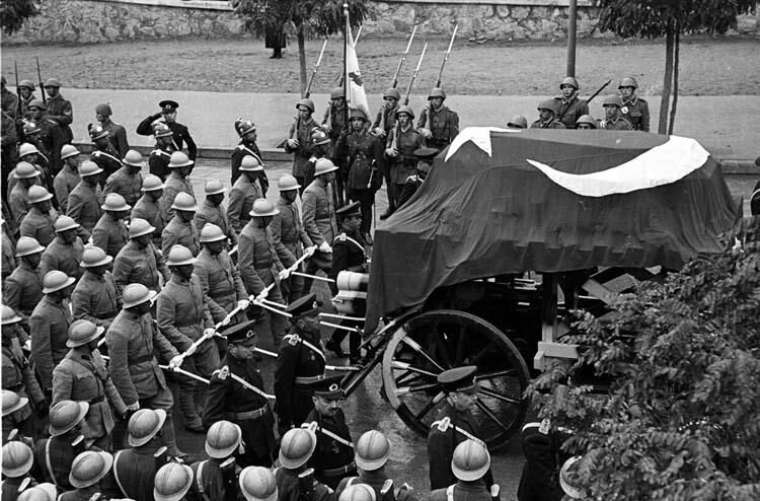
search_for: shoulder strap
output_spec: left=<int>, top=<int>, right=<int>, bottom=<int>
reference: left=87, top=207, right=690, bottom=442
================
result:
left=446, top=485, right=456, bottom=501
left=301, top=338, right=326, bottom=362
left=112, top=450, right=128, bottom=497
left=196, top=460, right=212, bottom=501
left=44, top=439, right=58, bottom=487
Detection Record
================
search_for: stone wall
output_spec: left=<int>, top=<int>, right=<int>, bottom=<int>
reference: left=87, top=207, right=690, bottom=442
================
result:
left=4, top=0, right=759, bottom=45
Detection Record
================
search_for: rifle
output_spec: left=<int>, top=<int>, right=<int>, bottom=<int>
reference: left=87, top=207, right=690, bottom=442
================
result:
left=35, top=57, right=46, bottom=104
left=377, top=26, right=418, bottom=136
left=435, top=24, right=458, bottom=88
left=391, top=43, right=427, bottom=151
left=585, top=79, right=612, bottom=106
left=304, top=39, right=328, bottom=99
left=13, top=62, right=23, bottom=118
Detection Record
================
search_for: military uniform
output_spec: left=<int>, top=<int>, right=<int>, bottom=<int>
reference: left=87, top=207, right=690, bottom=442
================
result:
left=3, top=261, right=43, bottom=322
left=336, top=130, right=381, bottom=235
left=386, top=126, right=424, bottom=209
left=92, top=213, right=129, bottom=258
left=9, top=183, right=33, bottom=228
left=19, top=206, right=57, bottom=246
left=230, top=140, right=265, bottom=188
left=285, top=116, right=317, bottom=186
left=91, top=145, right=123, bottom=183
left=195, top=199, right=235, bottom=245
left=417, top=106, right=460, bottom=150
left=517, top=422, right=571, bottom=501
left=28, top=117, right=66, bottom=175
left=530, top=118, right=566, bottom=129
left=271, top=198, right=312, bottom=301
left=71, top=270, right=120, bottom=329
left=1, top=227, right=16, bottom=281
left=160, top=171, right=194, bottom=219
left=601, top=115, right=634, bottom=131
left=137, top=114, right=197, bottom=160
left=132, top=193, right=166, bottom=248
left=2, top=325, right=46, bottom=420
left=193, top=247, right=247, bottom=323
left=148, top=145, right=175, bottom=181
left=189, top=457, right=237, bottom=501
left=161, top=216, right=200, bottom=257
left=112, top=442, right=169, bottom=501
left=227, top=174, right=263, bottom=233
left=29, top=295, right=72, bottom=392
left=302, top=180, right=337, bottom=272
left=101, top=120, right=129, bottom=157
left=53, top=164, right=80, bottom=213
left=45, top=93, right=74, bottom=143
left=105, top=165, right=143, bottom=206
left=39, top=235, right=85, bottom=279
left=620, top=96, right=650, bottom=132
left=329, top=230, right=367, bottom=295
left=555, top=96, right=589, bottom=130
left=112, top=240, right=169, bottom=293
left=276, top=466, right=334, bottom=501
left=33, top=434, right=87, bottom=490
left=1, top=476, right=37, bottom=501
left=306, top=407, right=356, bottom=488
left=66, top=181, right=103, bottom=233
left=336, top=470, right=418, bottom=501
left=430, top=482, right=492, bottom=501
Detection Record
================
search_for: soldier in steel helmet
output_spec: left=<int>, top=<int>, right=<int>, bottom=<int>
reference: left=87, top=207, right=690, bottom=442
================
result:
left=239, top=466, right=278, bottom=501
left=383, top=106, right=424, bottom=218
left=276, top=427, right=334, bottom=501
left=32, top=400, right=89, bottom=489
left=153, top=462, right=194, bottom=501
left=131, top=174, right=167, bottom=248
left=71, top=246, right=120, bottom=331
left=136, top=99, right=197, bottom=160
left=148, top=122, right=177, bottom=181
left=372, top=88, right=401, bottom=212
left=195, top=180, right=237, bottom=247
left=54, top=144, right=81, bottom=213
left=92, top=193, right=131, bottom=258
left=530, top=99, right=566, bottom=129
left=39, top=216, right=85, bottom=279
left=160, top=151, right=195, bottom=221
left=228, top=155, right=265, bottom=234
left=302, top=158, right=339, bottom=289
left=89, top=122, right=123, bottom=186
left=618, top=77, right=650, bottom=131
left=189, top=421, right=243, bottom=501
left=4, top=237, right=44, bottom=325
left=429, top=440, right=494, bottom=501
left=18, top=185, right=56, bottom=247
left=600, top=95, right=633, bottom=131
left=104, top=149, right=144, bottom=207
left=1, top=441, right=38, bottom=501
left=60, top=450, right=117, bottom=500
left=94, top=103, right=129, bottom=157
left=43, top=78, right=74, bottom=144
left=161, top=192, right=200, bottom=257
left=66, top=160, right=103, bottom=235
left=302, top=128, right=334, bottom=200
left=506, top=115, right=528, bottom=130
left=231, top=118, right=267, bottom=191
left=285, top=98, right=319, bottom=188
left=8, top=161, right=42, bottom=227
left=322, top=87, right=348, bottom=151
left=417, top=87, right=459, bottom=151
left=112, top=218, right=170, bottom=294
left=555, top=77, right=589, bottom=129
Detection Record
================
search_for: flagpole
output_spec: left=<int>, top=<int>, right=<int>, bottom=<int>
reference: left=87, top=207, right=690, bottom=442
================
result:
left=343, top=3, right=350, bottom=127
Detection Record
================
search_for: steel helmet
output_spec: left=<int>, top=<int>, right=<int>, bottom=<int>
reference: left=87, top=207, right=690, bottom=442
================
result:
left=127, top=408, right=167, bottom=447
left=78, top=160, right=104, bottom=178
left=349, top=108, right=368, bottom=122
left=55, top=216, right=82, bottom=235
left=575, top=114, right=597, bottom=128
left=61, top=144, right=81, bottom=160
left=27, top=185, right=53, bottom=204
left=354, top=430, right=390, bottom=471
left=95, top=103, right=112, bottom=117
left=249, top=198, right=279, bottom=218
left=17, top=484, right=57, bottom=501
left=537, top=98, right=560, bottom=114
left=199, top=224, right=226, bottom=243
left=43, top=78, right=61, bottom=88
left=339, top=484, right=376, bottom=501
left=171, top=192, right=197, bottom=212
left=205, top=420, right=242, bottom=459
left=154, top=462, right=194, bottom=501
left=140, top=175, right=164, bottom=193
left=396, top=105, right=414, bottom=119
left=235, top=118, right=257, bottom=137
left=18, top=79, right=35, bottom=90
left=88, top=123, right=109, bottom=141
left=559, top=456, right=585, bottom=499
left=48, top=400, right=89, bottom=437
left=2, top=389, right=29, bottom=417
left=205, top=179, right=225, bottom=196
left=121, top=283, right=157, bottom=309
left=383, top=88, right=401, bottom=101
left=27, top=99, right=46, bottom=111
left=168, top=151, right=193, bottom=168
left=451, top=439, right=490, bottom=482
left=239, top=466, right=278, bottom=501
left=560, top=76, right=579, bottom=89
left=618, top=76, right=639, bottom=89
left=15, top=236, right=45, bottom=257
left=277, top=174, right=301, bottom=192
left=80, top=246, right=113, bottom=268
left=240, top=155, right=264, bottom=172
left=66, top=319, right=105, bottom=348
left=69, top=450, right=113, bottom=489
left=22, top=121, right=41, bottom=135
left=330, top=87, right=345, bottom=100
left=42, top=270, right=76, bottom=294
left=314, top=157, right=338, bottom=177
left=122, top=149, right=145, bottom=168
left=602, top=94, right=623, bottom=108
left=102, top=192, right=131, bottom=212
left=428, top=87, right=446, bottom=100
left=278, top=428, right=317, bottom=469
left=2, top=305, right=22, bottom=326
left=311, top=128, right=331, bottom=146
left=166, top=245, right=196, bottom=266
left=2, top=441, right=34, bottom=478
left=13, top=161, right=40, bottom=179
left=153, top=122, right=174, bottom=138
left=129, top=218, right=156, bottom=239
left=506, top=115, right=528, bottom=129
left=18, top=143, right=40, bottom=158
left=296, top=98, right=315, bottom=113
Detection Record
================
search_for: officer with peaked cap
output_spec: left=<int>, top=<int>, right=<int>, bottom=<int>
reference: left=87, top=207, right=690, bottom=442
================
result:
left=530, top=99, right=566, bottom=129
left=555, top=77, right=589, bottom=129
left=54, top=144, right=81, bottom=213
left=4, top=236, right=45, bottom=323
left=274, top=293, right=327, bottom=435
left=61, top=450, right=115, bottom=501
left=105, top=149, right=144, bottom=206
left=52, top=319, right=128, bottom=450
left=32, top=400, right=89, bottom=489
left=302, top=158, right=339, bottom=286
left=19, top=185, right=56, bottom=246
left=112, top=409, right=172, bottom=500
left=429, top=440, right=493, bottom=501
left=29, top=270, right=75, bottom=396
left=136, top=99, right=197, bottom=160
left=148, top=122, right=176, bottom=181
left=276, top=427, right=334, bottom=501
left=600, top=95, right=633, bottom=131
left=195, top=179, right=236, bottom=246
left=189, top=421, right=242, bottom=501
left=71, top=246, right=120, bottom=330
left=228, top=155, right=265, bottom=233
left=417, top=87, right=460, bottom=151
left=383, top=106, right=424, bottom=218
left=89, top=122, right=123, bottom=185
left=66, top=160, right=103, bottom=235
left=240, top=466, right=278, bottom=501
left=154, top=462, right=194, bottom=501
left=43, top=77, right=74, bottom=143
left=132, top=173, right=167, bottom=247
left=112, top=218, right=170, bottom=294
left=92, top=192, right=131, bottom=258
left=285, top=98, right=318, bottom=188
left=160, top=151, right=195, bottom=220
left=39, top=215, right=85, bottom=279
left=161, top=192, right=200, bottom=257
left=618, top=76, right=650, bottom=131
left=95, top=103, right=129, bottom=157
left=1, top=441, right=37, bottom=501
left=204, top=318, right=276, bottom=467
left=231, top=118, right=264, bottom=185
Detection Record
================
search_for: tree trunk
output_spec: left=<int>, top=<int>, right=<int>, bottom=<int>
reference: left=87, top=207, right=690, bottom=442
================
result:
left=668, top=23, right=680, bottom=135
left=297, top=23, right=307, bottom=97
left=658, top=18, right=675, bottom=135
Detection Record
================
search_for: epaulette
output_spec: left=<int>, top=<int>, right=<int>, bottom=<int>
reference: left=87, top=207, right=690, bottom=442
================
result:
left=284, top=333, right=301, bottom=346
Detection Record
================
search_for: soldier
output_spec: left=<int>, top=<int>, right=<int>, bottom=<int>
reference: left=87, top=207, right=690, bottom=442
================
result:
left=89, top=123, right=122, bottom=184
left=194, top=224, right=248, bottom=325
left=42, top=78, right=74, bottom=143
left=52, top=319, right=128, bottom=450
left=71, top=246, right=120, bottom=330
left=92, top=193, right=130, bottom=258
left=2, top=110, right=18, bottom=183
left=60, top=450, right=115, bottom=501
left=271, top=174, right=312, bottom=302
left=153, top=462, right=194, bottom=501
left=322, top=87, right=348, bottom=149
left=189, top=421, right=242, bottom=501
left=227, top=155, right=265, bottom=234
left=276, top=427, right=334, bottom=501
left=67, top=160, right=104, bottom=235
left=239, top=466, right=278, bottom=501
left=2, top=390, right=32, bottom=443
left=4, top=236, right=45, bottom=324
left=600, top=95, right=633, bottom=131
left=17, top=80, right=37, bottom=118
left=1, top=75, right=19, bottom=116
left=274, top=294, right=326, bottom=435
left=429, top=440, right=493, bottom=501
left=161, top=151, right=195, bottom=220
left=506, top=115, right=528, bottom=130
left=555, top=77, right=589, bottom=129
left=427, top=366, right=491, bottom=490
left=105, top=149, right=144, bottom=206
left=148, top=123, right=176, bottom=181
left=162, top=192, right=200, bottom=256
left=95, top=103, right=129, bottom=157
left=417, top=88, right=459, bottom=151
left=29, top=270, right=75, bottom=397
left=157, top=244, right=219, bottom=432
left=231, top=118, right=265, bottom=189
left=112, top=409, right=173, bottom=500
left=106, top=284, right=184, bottom=458
left=2, top=216, right=16, bottom=281
left=54, top=144, right=81, bottom=213
left=530, top=100, right=566, bottom=130
left=618, top=77, right=650, bottom=132
left=132, top=174, right=167, bottom=248
left=24, top=102, right=65, bottom=176
left=384, top=106, right=424, bottom=219
left=136, top=99, right=197, bottom=161
left=112, top=218, right=169, bottom=293
left=16, top=142, right=51, bottom=194
left=195, top=180, right=236, bottom=246
left=337, top=483, right=375, bottom=501
left=516, top=420, right=573, bottom=501
left=336, top=108, right=381, bottom=240
left=397, top=147, right=436, bottom=210
left=302, top=129, right=333, bottom=196
left=8, top=161, right=42, bottom=227
left=302, top=158, right=339, bottom=288
left=575, top=115, right=598, bottom=130
left=1, top=441, right=37, bottom=501
left=19, top=185, right=57, bottom=246
left=204, top=320, right=276, bottom=467
left=372, top=88, right=401, bottom=214
left=39, top=215, right=85, bottom=280
left=33, top=400, right=89, bottom=489
left=285, top=98, right=318, bottom=188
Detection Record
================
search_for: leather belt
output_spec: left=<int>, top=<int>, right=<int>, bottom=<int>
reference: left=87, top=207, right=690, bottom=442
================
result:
left=225, top=405, right=269, bottom=421
left=295, top=375, right=326, bottom=385
left=319, top=462, right=356, bottom=477
left=89, top=395, right=104, bottom=404
left=131, top=354, right=154, bottom=364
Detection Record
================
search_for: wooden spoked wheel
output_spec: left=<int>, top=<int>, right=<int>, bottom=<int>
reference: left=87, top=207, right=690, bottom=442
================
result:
left=381, top=310, right=530, bottom=451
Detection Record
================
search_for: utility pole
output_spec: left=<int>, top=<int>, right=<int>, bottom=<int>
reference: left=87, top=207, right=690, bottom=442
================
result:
left=566, top=0, right=578, bottom=77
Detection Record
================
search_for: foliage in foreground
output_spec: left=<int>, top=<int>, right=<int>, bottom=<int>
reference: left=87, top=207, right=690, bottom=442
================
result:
left=528, top=242, right=760, bottom=500
left=1, top=0, right=38, bottom=35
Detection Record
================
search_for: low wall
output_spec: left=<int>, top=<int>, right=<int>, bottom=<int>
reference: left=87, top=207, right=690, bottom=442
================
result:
left=4, top=0, right=759, bottom=45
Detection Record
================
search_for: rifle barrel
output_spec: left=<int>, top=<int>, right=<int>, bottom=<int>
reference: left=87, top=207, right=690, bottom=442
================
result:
left=35, top=57, right=46, bottom=104
left=391, top=25, right=418, bottom=90
left=436, top=25, right=458, bottom=88
left=305, top=39, right=329, bottom=99
left=404, top=42, right=427, bottom=106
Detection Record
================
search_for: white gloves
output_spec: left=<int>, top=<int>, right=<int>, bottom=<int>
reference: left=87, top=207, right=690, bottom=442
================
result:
left=319, top=241, right=333, bottom=254
left=385, top=147, right=398, bottom=158
left=286, top=138, right=300, bottom=148
left=168, top=355, right=184, bottom=369
left=237, top=299, right=250, bottom=311
left=373, top=127, right=385, bottom=137
left=278, top=269, right=291, bottom=280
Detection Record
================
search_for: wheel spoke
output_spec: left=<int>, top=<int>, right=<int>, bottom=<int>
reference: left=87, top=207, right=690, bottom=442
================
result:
left=395, top=371, right=426, bottom=387
left=394, top=382, right=440, bottom=397
left=415, top=391, right=446, bottom=421
left=477, top=386, right=522, bottom=406
left=392, top=360, right=439, bottom=378
left=475, top=369, right=519, bottom=381
left=400, top=330, right=446, bottom=372
left=475, top=396, right=510, bottom=432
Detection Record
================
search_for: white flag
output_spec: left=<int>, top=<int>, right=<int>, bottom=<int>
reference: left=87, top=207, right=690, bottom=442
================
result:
left=345, top=29, right=371, bottom=120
